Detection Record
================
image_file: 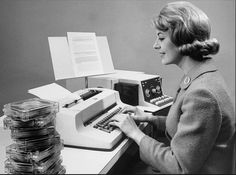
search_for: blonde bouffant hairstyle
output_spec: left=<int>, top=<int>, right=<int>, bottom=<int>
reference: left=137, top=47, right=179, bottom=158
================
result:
left=153, top=1, right=220, bottom=61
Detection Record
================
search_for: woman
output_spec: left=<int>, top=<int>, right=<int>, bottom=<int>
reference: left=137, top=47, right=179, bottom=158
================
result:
left=109, top=1, right=235, bottom=174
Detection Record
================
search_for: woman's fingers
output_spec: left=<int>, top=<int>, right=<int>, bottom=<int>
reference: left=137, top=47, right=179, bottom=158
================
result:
left=108, top=120, right=120, bottom=128
left=108, top=113, right=129, bottom=127
left=121, top=106, right=136, bottom=114
left=108, top=114, right=122, bottom=127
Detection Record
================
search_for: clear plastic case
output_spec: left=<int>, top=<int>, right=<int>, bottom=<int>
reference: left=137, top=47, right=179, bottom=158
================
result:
left=3, top=112, right=56, bottom=129
left=5, top=160, right=65, bottom=174
left=3, top=98, right=65, bottom=174
left=6, top=141, right=63, bottom=163
left=10, top=125, right=55, bottom=140
left=12, top=132, right=61, bottom=152
left=3, top=98, right=59, bottom=121
left=5, top=153, right=62, bottom=174
left=46, top=160, right=66, bottom=174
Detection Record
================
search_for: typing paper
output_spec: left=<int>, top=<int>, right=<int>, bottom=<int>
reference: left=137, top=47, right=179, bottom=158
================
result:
left=67, top=32, right=104, bottom=77
left=48, top=32, right=114, bottom=81
left=48, top=37, right=75, bottom=80
left=28, top=83, right=79, bottom=103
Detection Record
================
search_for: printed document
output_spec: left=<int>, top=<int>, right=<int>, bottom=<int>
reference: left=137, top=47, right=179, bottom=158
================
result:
left=67, top=32, right=104, bottom=77
left=48, top=32, right=114, bottom=80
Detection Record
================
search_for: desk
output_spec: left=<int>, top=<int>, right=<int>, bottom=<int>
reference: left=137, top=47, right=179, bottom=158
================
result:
left=62, top=124, right=150, bottom=174
left=0, top=116, right=150, bottom=174
left=62, top=135, right=135, bottom=174
left=0, top=117, right=11, bottom=174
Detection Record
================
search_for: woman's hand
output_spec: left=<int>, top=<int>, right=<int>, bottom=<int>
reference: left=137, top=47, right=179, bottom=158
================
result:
left=108, top=113, right=145, bottom=145
left=122, top=105, right=148, bottom=122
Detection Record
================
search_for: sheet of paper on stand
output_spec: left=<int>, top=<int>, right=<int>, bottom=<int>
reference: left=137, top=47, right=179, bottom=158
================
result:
left=48, top=32, right=115, bottom=81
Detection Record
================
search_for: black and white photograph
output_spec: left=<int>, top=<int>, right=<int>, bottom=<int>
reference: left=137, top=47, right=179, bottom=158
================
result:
left=0, top=0, right=235, bottom=174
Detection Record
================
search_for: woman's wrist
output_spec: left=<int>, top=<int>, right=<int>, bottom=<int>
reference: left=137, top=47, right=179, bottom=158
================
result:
left=131, top=129, right=145, bottom=145
left=146, top=113, right=157, bottom=122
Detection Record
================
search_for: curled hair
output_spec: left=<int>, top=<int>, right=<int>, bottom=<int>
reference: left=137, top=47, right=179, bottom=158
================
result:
left=153, top=1, right=220, bottom=61
left=179, top=38, right=219, bottom=61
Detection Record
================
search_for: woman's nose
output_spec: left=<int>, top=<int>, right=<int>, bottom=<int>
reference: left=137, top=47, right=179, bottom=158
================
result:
left=153, top=40, right=160, bottom=49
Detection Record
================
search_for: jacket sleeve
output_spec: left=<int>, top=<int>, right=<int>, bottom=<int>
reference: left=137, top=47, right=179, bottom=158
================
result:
left=139, top=88, right=222, bottom=174
left=150, top=115, right=167, bottom=131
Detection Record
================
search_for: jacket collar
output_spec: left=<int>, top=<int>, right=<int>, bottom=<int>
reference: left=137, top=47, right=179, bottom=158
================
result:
left=180, top=59, right=218, bottom=90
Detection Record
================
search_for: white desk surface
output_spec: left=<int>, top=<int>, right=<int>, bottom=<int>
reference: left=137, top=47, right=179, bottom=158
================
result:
left=62, top=137, right=133, bottom=174
left=0, top=116, right=140, bottom=174
left=0, top=116, right=11, bottom=174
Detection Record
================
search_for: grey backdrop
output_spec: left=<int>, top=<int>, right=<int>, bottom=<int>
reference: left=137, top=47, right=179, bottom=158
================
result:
left=0, top=0, right=235, bottom=116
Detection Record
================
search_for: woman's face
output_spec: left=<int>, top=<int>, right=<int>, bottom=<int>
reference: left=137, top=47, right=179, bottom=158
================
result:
left=153, top=30, right=182, bottom=65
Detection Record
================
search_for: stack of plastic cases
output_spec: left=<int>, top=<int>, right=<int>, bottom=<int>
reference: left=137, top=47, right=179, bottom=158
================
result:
left=3, top=98, right=66, bottom=174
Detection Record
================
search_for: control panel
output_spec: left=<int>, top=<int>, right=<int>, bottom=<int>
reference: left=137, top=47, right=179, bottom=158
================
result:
left=141, top=77, right=173, bottom=107
left=141, top=77, right=163, bottom=101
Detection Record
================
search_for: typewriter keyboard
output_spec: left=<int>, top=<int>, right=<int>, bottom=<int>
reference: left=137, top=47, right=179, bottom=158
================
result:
left=93, top=107, right=122, bottom=133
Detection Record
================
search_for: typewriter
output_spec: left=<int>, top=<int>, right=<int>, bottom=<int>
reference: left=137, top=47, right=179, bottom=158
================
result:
left=56, top=87, right=146, bottom=151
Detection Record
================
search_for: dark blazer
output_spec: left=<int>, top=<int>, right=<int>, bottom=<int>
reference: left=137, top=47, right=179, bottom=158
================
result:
left=139, top=59, right=235, bottom=174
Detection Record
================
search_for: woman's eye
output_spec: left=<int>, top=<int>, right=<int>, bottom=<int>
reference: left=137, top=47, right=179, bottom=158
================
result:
left=159, top=37, right=165, bottom=41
